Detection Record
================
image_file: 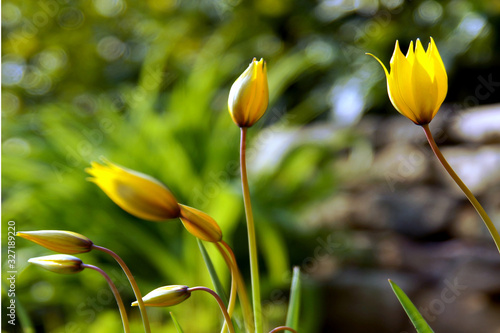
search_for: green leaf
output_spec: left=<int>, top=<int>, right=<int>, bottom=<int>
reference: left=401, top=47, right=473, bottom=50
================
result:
left=388, top=279, right=434, bottom=333
left=285, top=266, right=301, bottom=330
left=258, top=219, right=290, bottom=284
left=197, top=239, right=228, bottom=307
left=170, top=312, right=185, bottom=333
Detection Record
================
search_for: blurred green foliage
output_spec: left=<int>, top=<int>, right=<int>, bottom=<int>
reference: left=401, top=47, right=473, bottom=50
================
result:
left=3, top=0, right=500, bottom=332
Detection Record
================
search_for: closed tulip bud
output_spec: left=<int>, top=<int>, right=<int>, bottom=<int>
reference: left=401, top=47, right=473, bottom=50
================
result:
left=228, top=58, right=269, bottom=127
left=367, top=37, right=448, bottom=125
left=17, top=230, right=93, bottom=254
left=28, top=254, right=84, bottom=274
left=86, top=159, right=180, bottom=221
left=179, top=204, right=222, bottom=242
left=132, top=285, right=191, bottom=307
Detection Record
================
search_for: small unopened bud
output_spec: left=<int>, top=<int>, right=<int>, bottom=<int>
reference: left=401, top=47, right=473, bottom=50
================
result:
left=17, top=230, right=93, bottom=254
left=179, top=204, right=222, bottom=242
left=228, top=58, right=269, bottom=127
left=132, top=285, right=191, bottom=307
left=28, top=254, right=84, bottom=274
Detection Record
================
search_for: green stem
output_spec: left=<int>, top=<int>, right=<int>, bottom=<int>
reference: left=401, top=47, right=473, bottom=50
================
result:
left=189, top=287, right=236, bottom=333
left=93, top=245, right=151, bottom=333
left=422, top=124, right=500, bottom=253
left=83, top=264, right=130, bottom=333
left=218, top=241, right=254, bottom=332
left=240, top=127, right=263, bottom=333
left=211, top=242, right=236, bottom=333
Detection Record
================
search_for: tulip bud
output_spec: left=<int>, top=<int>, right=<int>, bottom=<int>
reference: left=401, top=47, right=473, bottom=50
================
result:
left=132, top=285, right=191, bottom=307
left=28, top=254, right=84, bottom=274
left=86, top=159, right=180, bottom=221
left=17, top=230, right=93, bottom=254
left=179, top=204, right=222, bottom=242
left=228, top=58, right=269, bottom=127
left=367, top=37, right=448, bottom=125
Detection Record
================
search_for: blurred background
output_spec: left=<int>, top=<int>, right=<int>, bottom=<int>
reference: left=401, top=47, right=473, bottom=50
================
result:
left=3, top=0, right=500, bottom=332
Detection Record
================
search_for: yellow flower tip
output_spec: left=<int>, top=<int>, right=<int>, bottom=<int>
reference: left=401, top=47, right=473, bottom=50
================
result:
left=17, top=230, right=93, bottom=254
left=228, top=57, right=269, bottom=128
left=179, top=204, right=222, bottom=242
left=368, top=37, right=448, bottom=125
left=86, top=159, right=181, bottom=221
left=366, top=53, right=389, bottom=77
left=28, top=254, right=84, bottom=274
left=134, top=285, right=191, bottom=307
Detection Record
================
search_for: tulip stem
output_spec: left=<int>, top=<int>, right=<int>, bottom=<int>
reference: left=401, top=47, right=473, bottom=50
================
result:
left=214, top=242, right=236, bottom=333
left=240, top=127, right=263, bottom=333
left=422, top=124, right=500, bottom=253
left=92, top=245, right=151, bottom=333
left=82, top=264, right=130, bottom=333
left=189, top=287, right=236, bottom=333
left=268, top=327, right=298, bottom=333
left=221, top=240, right=254, bottom=327
left=216, top=241, right=254, bottom=332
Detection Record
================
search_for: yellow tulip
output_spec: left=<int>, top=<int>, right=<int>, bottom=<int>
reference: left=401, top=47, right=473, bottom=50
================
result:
left=28, top=254, right=84, bottom=274
left=367, top=37, right=448, bottom=125
left=179, top=204, right=223, bottom=242
left=132, top=285, right=191, bottom=307
left=86, top=160, right=180, bottom=221
left=228, top=58, right=269, bottom=127
left=17, top=230, right=93, bottom=254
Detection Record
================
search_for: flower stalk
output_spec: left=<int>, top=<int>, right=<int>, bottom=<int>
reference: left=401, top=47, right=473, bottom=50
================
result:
left=421, top=124, right=500, bottom=253
left=215, top=241, right=253, bottom=333
left=268, top=327, right=298, bottom=333
left=240, top=127, right=263, bottom=333
left=92, top=245, right=151, bottom=333
left=188, top=287, right=236, bottom=333
left=215, top=244, right=237, bottom=333
left=83, top=264, right=131, bottom=333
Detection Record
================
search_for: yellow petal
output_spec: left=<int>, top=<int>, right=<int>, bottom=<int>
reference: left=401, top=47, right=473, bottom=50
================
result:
left=179, top=204, right=222, bottom=242
left=366, top=52, right=389, bottom=77
left=429, top=37, right=448, bottom=119
left=390, top=41, right=420, bottom=123
left=405, top=40, right=415, bottom=66
left=86, top=160, right=180, bottom=221
left=228, top=58, right=269, bottom=127
left=411, top=39, right=435, bottom=123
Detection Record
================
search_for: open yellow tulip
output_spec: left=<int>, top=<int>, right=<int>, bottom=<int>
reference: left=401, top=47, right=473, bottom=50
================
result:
left=368, top=37, right=448, bottom=125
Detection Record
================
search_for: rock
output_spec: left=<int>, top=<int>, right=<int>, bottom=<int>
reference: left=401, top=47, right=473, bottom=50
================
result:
left=438, top=146, right=500, bottom=196
left=323, top=268, right=420, bottom=333
left=449, top=104, right=500, bottom=143
left=371, top=143, right=431, bottom=188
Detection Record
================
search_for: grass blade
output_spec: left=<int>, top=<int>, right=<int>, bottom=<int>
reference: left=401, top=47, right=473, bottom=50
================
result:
left=170, top=312, right=185, bottom=333
left=285, top=266, right=301, bottom=330
left=388, top=279, right=434, bottom=333
left=197, top=239, right=228, bottom=307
